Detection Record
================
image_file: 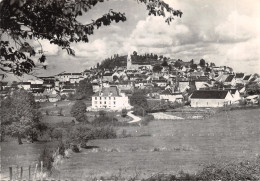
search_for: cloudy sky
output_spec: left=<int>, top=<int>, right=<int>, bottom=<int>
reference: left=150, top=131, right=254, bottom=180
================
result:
left=14, top=0, right=260, bottom=79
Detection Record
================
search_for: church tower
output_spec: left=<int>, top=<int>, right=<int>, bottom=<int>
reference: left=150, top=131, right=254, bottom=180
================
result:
left=127, top=52, right=132, bottom=70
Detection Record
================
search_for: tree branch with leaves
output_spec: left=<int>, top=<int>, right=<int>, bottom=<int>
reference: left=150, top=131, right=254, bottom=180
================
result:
left=0, top=0, right=182, bottom=76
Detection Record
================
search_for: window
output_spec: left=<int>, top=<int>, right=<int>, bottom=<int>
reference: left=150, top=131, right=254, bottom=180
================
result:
left=95, top=101, right=97, bottom=104
left=95, top=97, right=97, bottom=100
left=104, top=101, right=106, bottom=104
left=100, top=101, right=102, bottom=104
left=109, top=97, right=111, bottom=100
left=105, top=97, right=106, bottom=100
left=114, top=101, right=116, bottom=104
left=114, top=97, right=116, bottom=100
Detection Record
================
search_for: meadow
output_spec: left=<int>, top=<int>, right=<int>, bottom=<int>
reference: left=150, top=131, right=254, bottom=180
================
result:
left=57, top=108, right=260, bottom=180
left=1, top=107, right=260, bottom=180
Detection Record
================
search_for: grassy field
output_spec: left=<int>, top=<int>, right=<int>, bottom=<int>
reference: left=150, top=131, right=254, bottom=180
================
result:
left=1, top=108, right=260, bottom=180
left=57, top=108, right=260, bottom=180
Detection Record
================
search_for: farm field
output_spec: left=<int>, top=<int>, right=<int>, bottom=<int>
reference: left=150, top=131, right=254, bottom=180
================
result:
left=57, top=108, right=260, bottom=180
left=1, top=108, right=260, bottom=180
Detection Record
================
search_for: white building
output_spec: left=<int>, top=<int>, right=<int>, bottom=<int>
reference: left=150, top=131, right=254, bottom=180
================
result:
left=190, top=90, right=233, bottom=107
left=159, top=89, right=183, bottom=103
left=91, top=86, right=132, bottom=110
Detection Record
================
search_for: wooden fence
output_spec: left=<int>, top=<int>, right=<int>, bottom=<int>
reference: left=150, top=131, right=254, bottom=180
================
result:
left=1, top=161, right=44, bottom=181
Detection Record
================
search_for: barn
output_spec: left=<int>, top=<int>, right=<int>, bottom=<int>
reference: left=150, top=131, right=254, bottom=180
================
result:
left=190, top=90, right=233, bottom=107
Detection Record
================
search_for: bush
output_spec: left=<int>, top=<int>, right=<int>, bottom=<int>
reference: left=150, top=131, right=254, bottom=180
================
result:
left=92, top=116, right=128, bottom=127
left=121, top=108, right=127, bottom=117
left=99, top=110, right=106, bottom=117
left=133, top=106, right=147, bottom=117
left=140, top=115, right=154, bottom=126
left=64, top=124, right=117, bottom=151
left=51, top=129, right=63, bottom=140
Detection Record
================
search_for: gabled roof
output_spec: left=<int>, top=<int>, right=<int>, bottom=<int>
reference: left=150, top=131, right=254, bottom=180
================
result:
left=235, top=73, right=244, bottom=78
left=225, top=88, right=238, bottom=95
left=243, top=75, right=251, bottom=80
left=96, top=86, right=120, bottom=97
left=103, top=72, right=113, bottom=76
left=191, top=90, right=229, bottom=99
left=160, top=89, right=172, bottom=95
left=225, top=75, right=235, bottom=82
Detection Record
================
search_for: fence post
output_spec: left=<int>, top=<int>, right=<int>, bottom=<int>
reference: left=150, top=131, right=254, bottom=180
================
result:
left=16, top=165, right=19, bottom=180
left=9, top=167, right=12, bottom=180
left=29, top=165, right=31, bottom=180
left=34, top=163, right=38, bottom=179
left=20, top=167, right=23, bottom=180
left=41, top=161, right=43, bottom=181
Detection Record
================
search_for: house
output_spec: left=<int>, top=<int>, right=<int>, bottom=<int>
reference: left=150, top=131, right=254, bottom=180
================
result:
left=159, top=89, right=183, bottom=103
left=57, top=72, right=82, bottom=82
left=226, top=88, right=241, bottom=102
left=242, top=75, right=252, bottom=84
left=17, top=82, right=31, bottom=90
left=190, top=90, right=233, bottom=107
left=48, top=94, right=61, bottom=102
left=234, top=73, right=245, bottom=84
left=102, top=72, right=114, bottom=82
left=152, top=79, right=167, bottom=87
left=91, top=86, right=132, bottom=110
left=224, top=75, right=235, bottom=86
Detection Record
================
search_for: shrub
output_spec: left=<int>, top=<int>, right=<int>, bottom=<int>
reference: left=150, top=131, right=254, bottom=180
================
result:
left=133, top=106, right=147, bottom=117
left=99, top=110, right=106, bottom=117
left=140, top=115, right=154, bottom=126
left=121, top=108, right=127, bottom=117
left=51, top=129, right=63, bottom=140
left=64, top=124, right=117, bottom=151
left=92, top=116, right=119, bottom=126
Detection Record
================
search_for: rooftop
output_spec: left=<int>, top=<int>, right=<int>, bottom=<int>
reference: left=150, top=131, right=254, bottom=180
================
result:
left=191, top=90, right=229, bottom=99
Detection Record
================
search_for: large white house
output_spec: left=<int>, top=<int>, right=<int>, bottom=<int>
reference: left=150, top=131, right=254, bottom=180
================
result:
left=190, top=90, right=233, bottom=107
left=91, top=86, right=132, bottom=110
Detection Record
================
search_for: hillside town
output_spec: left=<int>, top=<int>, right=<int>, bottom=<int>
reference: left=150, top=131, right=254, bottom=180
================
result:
left=1, top=52, right=260, bottom=109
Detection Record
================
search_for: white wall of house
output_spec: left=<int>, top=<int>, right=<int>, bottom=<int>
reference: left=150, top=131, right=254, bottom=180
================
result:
left=160, top=94, right=183, bottom=102
left=18, top=84, right=31, bottom=90
left=191, top=92, right=233, bottom=107
left=92, top=94, right=131, bottom=110
left=231, top=90, right=241, bottom=102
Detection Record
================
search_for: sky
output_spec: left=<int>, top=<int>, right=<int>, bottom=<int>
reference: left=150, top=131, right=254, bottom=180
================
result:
left=3, top=0, right=260, bottom=80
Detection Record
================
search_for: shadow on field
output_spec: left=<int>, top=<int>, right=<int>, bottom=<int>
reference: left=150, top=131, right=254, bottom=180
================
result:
left=85, top=145, right=99, bottom=149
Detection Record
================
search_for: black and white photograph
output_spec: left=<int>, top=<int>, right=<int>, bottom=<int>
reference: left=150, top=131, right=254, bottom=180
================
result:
left=0, top=0, right=260, bottom=180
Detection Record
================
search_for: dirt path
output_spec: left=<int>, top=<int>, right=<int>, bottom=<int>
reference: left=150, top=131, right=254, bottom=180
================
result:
left=127, top=111, right=141, bottom=123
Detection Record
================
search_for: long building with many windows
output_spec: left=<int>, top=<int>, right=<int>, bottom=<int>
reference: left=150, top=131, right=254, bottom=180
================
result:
left=91, top=86, right=131, bottom=110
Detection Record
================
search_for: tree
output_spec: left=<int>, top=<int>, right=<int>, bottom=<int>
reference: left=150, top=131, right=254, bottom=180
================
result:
left=190, top=64, right=197, bottom=70
left=153, top=64, right=163, bottom=72
left=199, top=59, right=206, bottom=67
left=130, top=90, right=148, bottom=110
left=0, top=89, right=43, bottom=144
left=70, top=100, right=87, bottom=122
left=161, top=59, right=168, bottom=67
left=75, top=78, right=93, bottom=100
left=174, top=60, right=182, bottom=69
left=0, top=0, right=182, bottom=76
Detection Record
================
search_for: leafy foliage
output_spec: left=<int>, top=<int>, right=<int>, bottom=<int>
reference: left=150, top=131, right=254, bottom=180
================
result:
left=130, top=90, right=148, bottom=109
left=0, top=89, right=43, bottom=144
left=199, top=59, right=206, bottom=67
left=0, top=0, right=182, bottom=76
left=152, top=64, right=163, bottom=72
left=75, top=78, right=93, bottom=99
left=70, top=100, right=87, bottom=122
